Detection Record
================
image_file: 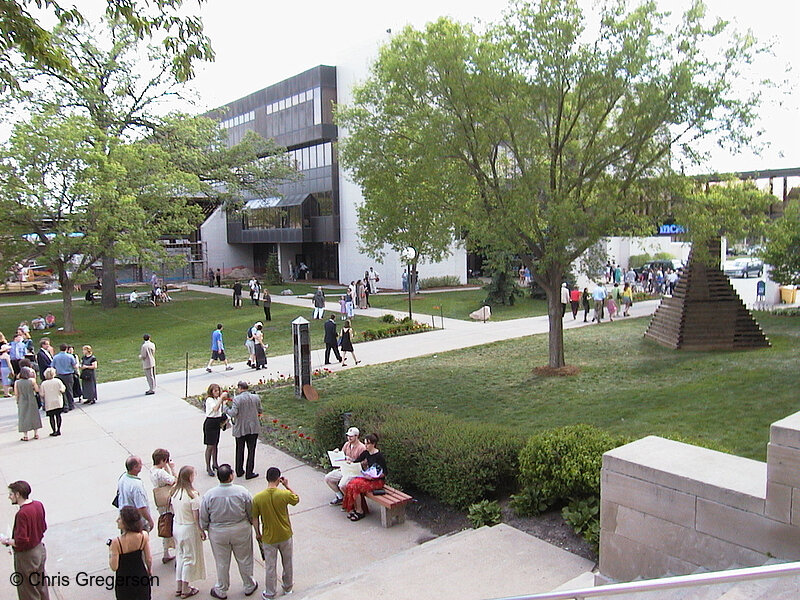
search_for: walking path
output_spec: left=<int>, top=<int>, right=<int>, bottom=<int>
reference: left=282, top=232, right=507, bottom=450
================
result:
left=0, top=288, right=660, bottom=600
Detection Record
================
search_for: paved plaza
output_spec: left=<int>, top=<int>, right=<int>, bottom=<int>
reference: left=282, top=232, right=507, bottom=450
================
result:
left=0, top=289, right=659, bottom=599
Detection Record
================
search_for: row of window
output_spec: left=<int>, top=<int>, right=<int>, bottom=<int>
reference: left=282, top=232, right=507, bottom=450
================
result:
left=221, top=110, right=255, bottom=129
left=287, top=142, right=333, bottom=171
left=266, top=88, right=316, bottom=115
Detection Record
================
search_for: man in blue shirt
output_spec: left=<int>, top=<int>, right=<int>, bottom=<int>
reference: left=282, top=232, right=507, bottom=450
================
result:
left=591, top=282, right=607, bottom=323
left=51, top=343, right=78, bottom=411
left=207, top=323, right=233, bottom=373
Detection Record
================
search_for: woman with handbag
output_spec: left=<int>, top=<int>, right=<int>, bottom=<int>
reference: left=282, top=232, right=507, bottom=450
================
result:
left=109, top=505, right=153, bottom=600
left=79, top=345, right=98, bottom=404
left=150, top=448, right=176, bottom=563
left=171, top=465, right=206, bottom=599
left=203, top=384, right=228, bottom=477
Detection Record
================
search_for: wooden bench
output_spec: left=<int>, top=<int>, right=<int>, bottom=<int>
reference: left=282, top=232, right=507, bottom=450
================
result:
left=365, top=485, right=414, bottom=528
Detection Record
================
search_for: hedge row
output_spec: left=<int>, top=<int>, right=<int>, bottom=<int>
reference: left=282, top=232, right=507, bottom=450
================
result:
left=361, top=320, right=431, bottom=341
left=314, top=397, right=521, bottom=508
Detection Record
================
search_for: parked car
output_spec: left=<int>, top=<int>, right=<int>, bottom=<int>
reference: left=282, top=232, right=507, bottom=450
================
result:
left=723, top=258, right=763, bottom=278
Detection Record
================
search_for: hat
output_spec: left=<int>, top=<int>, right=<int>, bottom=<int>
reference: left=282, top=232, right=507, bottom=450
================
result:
left=346, top=427, right=360, bottom=437
left=255, top=322, right=263, bottom=327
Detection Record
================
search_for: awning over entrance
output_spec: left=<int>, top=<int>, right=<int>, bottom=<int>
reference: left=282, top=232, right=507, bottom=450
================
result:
left=244, top=193, right=313, bottom=209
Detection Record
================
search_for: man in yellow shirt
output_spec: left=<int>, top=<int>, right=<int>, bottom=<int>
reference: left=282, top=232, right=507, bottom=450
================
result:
left=252, top=467, right=300, bottom=599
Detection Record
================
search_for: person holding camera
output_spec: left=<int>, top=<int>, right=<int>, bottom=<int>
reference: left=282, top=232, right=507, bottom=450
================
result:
left=252, top=468, right=299, bottom=599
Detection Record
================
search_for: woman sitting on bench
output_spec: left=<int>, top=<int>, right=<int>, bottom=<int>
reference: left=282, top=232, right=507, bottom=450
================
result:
left=342, top=432, right=386, bottom=522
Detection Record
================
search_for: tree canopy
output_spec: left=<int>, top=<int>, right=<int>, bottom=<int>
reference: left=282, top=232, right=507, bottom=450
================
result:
left=764, top=201, right=800, bottom=286
left=338, top=0, right=768, bottom=367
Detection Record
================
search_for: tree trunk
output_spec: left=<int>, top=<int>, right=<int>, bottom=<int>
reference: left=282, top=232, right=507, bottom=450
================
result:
left=101, top=255, right=117, bottom=308
left=545, top=279, right=566, bottom=368
left=58, top=267, right=76, bottom=332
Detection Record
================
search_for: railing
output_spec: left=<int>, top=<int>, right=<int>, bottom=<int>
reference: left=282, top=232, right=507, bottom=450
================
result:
left=487, top=562, right=800, bottom=600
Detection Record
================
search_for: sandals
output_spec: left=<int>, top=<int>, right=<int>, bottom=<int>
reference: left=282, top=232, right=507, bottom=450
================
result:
left=348, top=511, right=365, bottom=521
left=181, top=587, right=199, bottom=598
left=20, top=437, right=29, bottom=442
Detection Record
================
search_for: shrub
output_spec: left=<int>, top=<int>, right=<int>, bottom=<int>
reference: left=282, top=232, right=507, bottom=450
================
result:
left=628, top=253, right=651, bottom=269
left=419, top=275, right=461, bottom=289
left=468, top=500, right=502, bottom=528
left=314, top=400, right=522, bottom=508
left=515, top=424, right=627, bottom=515
left=380, top=314, right=396, bottom=323
left=652, top=251, right=676, bottom=261
left=562, top=496, right=600, bottom=550
left=360, top=320, right=431, bottom=341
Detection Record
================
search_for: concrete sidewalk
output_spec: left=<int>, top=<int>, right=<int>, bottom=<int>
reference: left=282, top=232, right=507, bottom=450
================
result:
left=0, top=293, right=657, bottom=600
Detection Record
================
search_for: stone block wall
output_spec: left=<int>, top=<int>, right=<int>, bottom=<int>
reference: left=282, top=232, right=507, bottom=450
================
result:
left=600, top=417, right=800, bottom=582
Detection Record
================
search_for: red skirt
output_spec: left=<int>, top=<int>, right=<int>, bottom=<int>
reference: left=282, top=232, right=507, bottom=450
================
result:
left=342, top=477, right=385, bottom=513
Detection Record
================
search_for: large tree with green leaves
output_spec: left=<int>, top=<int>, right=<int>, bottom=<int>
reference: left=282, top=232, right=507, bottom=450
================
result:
left=7, top=15, right=293, bottom=306
left=0, top=0, right=212, bottom=92
left=338, top=0, right=768, bottom=368
left=764, top=201, right=800, bottom=285
left=0, top=109, right=205, bottom=330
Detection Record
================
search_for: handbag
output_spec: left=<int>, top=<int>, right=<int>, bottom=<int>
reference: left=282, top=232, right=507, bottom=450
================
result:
left=111, top=492, right=119, bottom=508
left=220, top=415, right=229, bottom=431
left=157, top=510, right=173, bottom=538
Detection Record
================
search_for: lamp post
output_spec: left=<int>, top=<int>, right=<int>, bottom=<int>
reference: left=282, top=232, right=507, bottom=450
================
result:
left=401, top=246, right=417, bottom=320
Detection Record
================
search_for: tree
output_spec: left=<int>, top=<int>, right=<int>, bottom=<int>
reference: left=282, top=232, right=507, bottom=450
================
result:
left=8, top=16, right=292, bottom=307
left=0, top=109, right=205, bottom=330
left=338, top=0, right=766, bottom=368
left=763, top=201, right=800, bottom=285
left=0, top=0, right=212, bottom=92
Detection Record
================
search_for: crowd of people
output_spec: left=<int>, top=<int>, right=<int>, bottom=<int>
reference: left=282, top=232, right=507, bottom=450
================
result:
left=0, top=324, right=99, bottom=439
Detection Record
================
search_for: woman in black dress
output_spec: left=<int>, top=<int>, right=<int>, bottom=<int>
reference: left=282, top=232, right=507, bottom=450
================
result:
left=339, top=320, right=361, bottom=367
left=253, top=324, right=268, bottom=370
left=80, top=345, right=98, bottom=404
left=109, top=506, right=153, bottom=600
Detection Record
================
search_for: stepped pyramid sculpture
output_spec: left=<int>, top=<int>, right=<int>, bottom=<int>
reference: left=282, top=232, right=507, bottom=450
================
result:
left=644, top=241, right=770, bottom=350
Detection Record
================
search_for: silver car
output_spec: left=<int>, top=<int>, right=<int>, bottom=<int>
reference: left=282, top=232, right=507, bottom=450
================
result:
left=724, top=258, right=763, bottom=278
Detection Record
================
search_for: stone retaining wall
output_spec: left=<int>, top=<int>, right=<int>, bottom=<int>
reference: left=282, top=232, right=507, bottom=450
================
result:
left=600, top=412, right=800, bottom=581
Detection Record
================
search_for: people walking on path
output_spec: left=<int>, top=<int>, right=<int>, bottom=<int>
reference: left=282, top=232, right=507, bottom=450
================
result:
left=80, top=345, right=98, bottom=404
left=171, top=465, right=206, bottom=598
left=252, top=324, right=268, bottom=371
left=232, top=281, right=242, bottom=308
left=226, top=381, right=263, bottom=480
left=323, top=315, right=342, bottom=365
left=339, top=320, right=360, bottom=367
left=591, top=282, right=607, bottom=323
left=560, top=283, right=570, bottom=318
left=117, top=456, right=155, bottom=532
left=312, top=287, right=325, bottom=320
left=52, top=343, right=77, bottom=411
left=140, top=334, right=156, bottom=395
left=2, top=480, right=50, bottom=600
left=338, top=295, right=347, bottom=321
left=621, top=283, right=634, bottom=317
left=200, top=464, right=258, bottom=599
left=324, top=426, right=365, bottom=505
left=15, top=366, right=42, bottom=441
left=150, top=448, right=177, bottom=563
left=216, top=269, right=222, bottom=288
left=204, top=383, right=228, bottom=477
left=252, top=467, right=300, bottom=599
left=207, top=324, right=234, bottom=373
left=40, top=367, right=65, bottom=437
left=569, top=286, right=580, bottom=320
left=581, top=287, right=591, bottom=323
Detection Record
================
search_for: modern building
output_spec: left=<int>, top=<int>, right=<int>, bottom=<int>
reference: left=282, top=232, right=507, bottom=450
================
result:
left=200, top=63, right=467, bottom=287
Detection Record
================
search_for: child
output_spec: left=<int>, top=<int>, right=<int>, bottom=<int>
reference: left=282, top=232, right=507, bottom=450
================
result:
left=339, top=295, right=348, bottom=321
left=606, top=296, right=617, bottom=322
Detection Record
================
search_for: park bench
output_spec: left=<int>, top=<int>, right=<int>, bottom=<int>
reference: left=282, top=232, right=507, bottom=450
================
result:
left=365, top=485, right=414, bottom=528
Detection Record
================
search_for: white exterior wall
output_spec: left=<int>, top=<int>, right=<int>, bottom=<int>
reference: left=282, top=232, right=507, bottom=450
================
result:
left=200, top=206, right=253, bottom=275
left=335, top=40, right=467, bottom=289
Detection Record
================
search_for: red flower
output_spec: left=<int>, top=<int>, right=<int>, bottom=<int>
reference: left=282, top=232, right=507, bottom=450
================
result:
left=298, top=433, right=305, bottom=438
left=272, top=419, right=278, bottom=424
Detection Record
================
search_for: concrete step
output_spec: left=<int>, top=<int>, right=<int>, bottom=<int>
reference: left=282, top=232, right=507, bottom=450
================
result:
left=294, top=523, right=595, bottom=600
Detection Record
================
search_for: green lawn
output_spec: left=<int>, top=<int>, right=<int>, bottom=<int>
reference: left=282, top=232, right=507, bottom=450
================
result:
left=0, top=290, right=397, bottom=382
left=369, top=289, right=549, bottom=321
left=260, top=313, right=800, bottom=461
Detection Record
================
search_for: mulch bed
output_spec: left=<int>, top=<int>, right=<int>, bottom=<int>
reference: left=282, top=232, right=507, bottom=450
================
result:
left=533, top=365, right=581, bottom=377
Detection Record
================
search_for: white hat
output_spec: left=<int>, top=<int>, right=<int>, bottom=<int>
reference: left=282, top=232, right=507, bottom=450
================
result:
left=346, top=427, right=360, bottom=437
left=255, top=322, right=263, bottom=327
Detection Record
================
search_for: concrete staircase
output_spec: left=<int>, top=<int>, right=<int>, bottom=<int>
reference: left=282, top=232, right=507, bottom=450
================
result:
left=293, top=523, right=595, bottom=600
left=601, top=574, right=800, bottom=600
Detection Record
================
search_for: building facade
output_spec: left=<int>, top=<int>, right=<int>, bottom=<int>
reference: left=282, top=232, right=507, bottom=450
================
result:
left=201, top=63, right=467, bottom=287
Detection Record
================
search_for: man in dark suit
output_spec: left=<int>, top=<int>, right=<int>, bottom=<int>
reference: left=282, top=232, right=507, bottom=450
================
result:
left=36, top=338, right=53, bottom=379
left=323, top=315, right=342, bottom=365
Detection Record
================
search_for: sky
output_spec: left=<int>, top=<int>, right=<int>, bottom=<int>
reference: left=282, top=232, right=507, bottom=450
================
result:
left=34, top=0, right=800, bottom=178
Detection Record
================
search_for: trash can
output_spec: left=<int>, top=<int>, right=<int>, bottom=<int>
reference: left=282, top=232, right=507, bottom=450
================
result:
left=780, top=286, right=797, bottom=304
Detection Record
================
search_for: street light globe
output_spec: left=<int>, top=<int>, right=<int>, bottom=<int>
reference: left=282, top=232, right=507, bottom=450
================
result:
left=402, top=247, right=417, bottom=262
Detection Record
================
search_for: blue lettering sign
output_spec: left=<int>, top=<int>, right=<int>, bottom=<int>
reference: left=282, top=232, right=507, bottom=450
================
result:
left=658, top=224, right=685, bottom=235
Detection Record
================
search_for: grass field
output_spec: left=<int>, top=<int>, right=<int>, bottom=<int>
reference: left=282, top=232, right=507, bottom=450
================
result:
left=259, top=313, right=800, bottom=461
left=0, top=290, right=398, bottom=382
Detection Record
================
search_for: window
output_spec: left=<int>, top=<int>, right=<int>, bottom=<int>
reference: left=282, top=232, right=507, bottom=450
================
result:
left=313, top=87, right=321, bottom=125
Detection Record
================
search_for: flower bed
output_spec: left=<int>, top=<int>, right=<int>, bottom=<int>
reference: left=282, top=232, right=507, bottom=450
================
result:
left=361, top=319, right=432, bottom=341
